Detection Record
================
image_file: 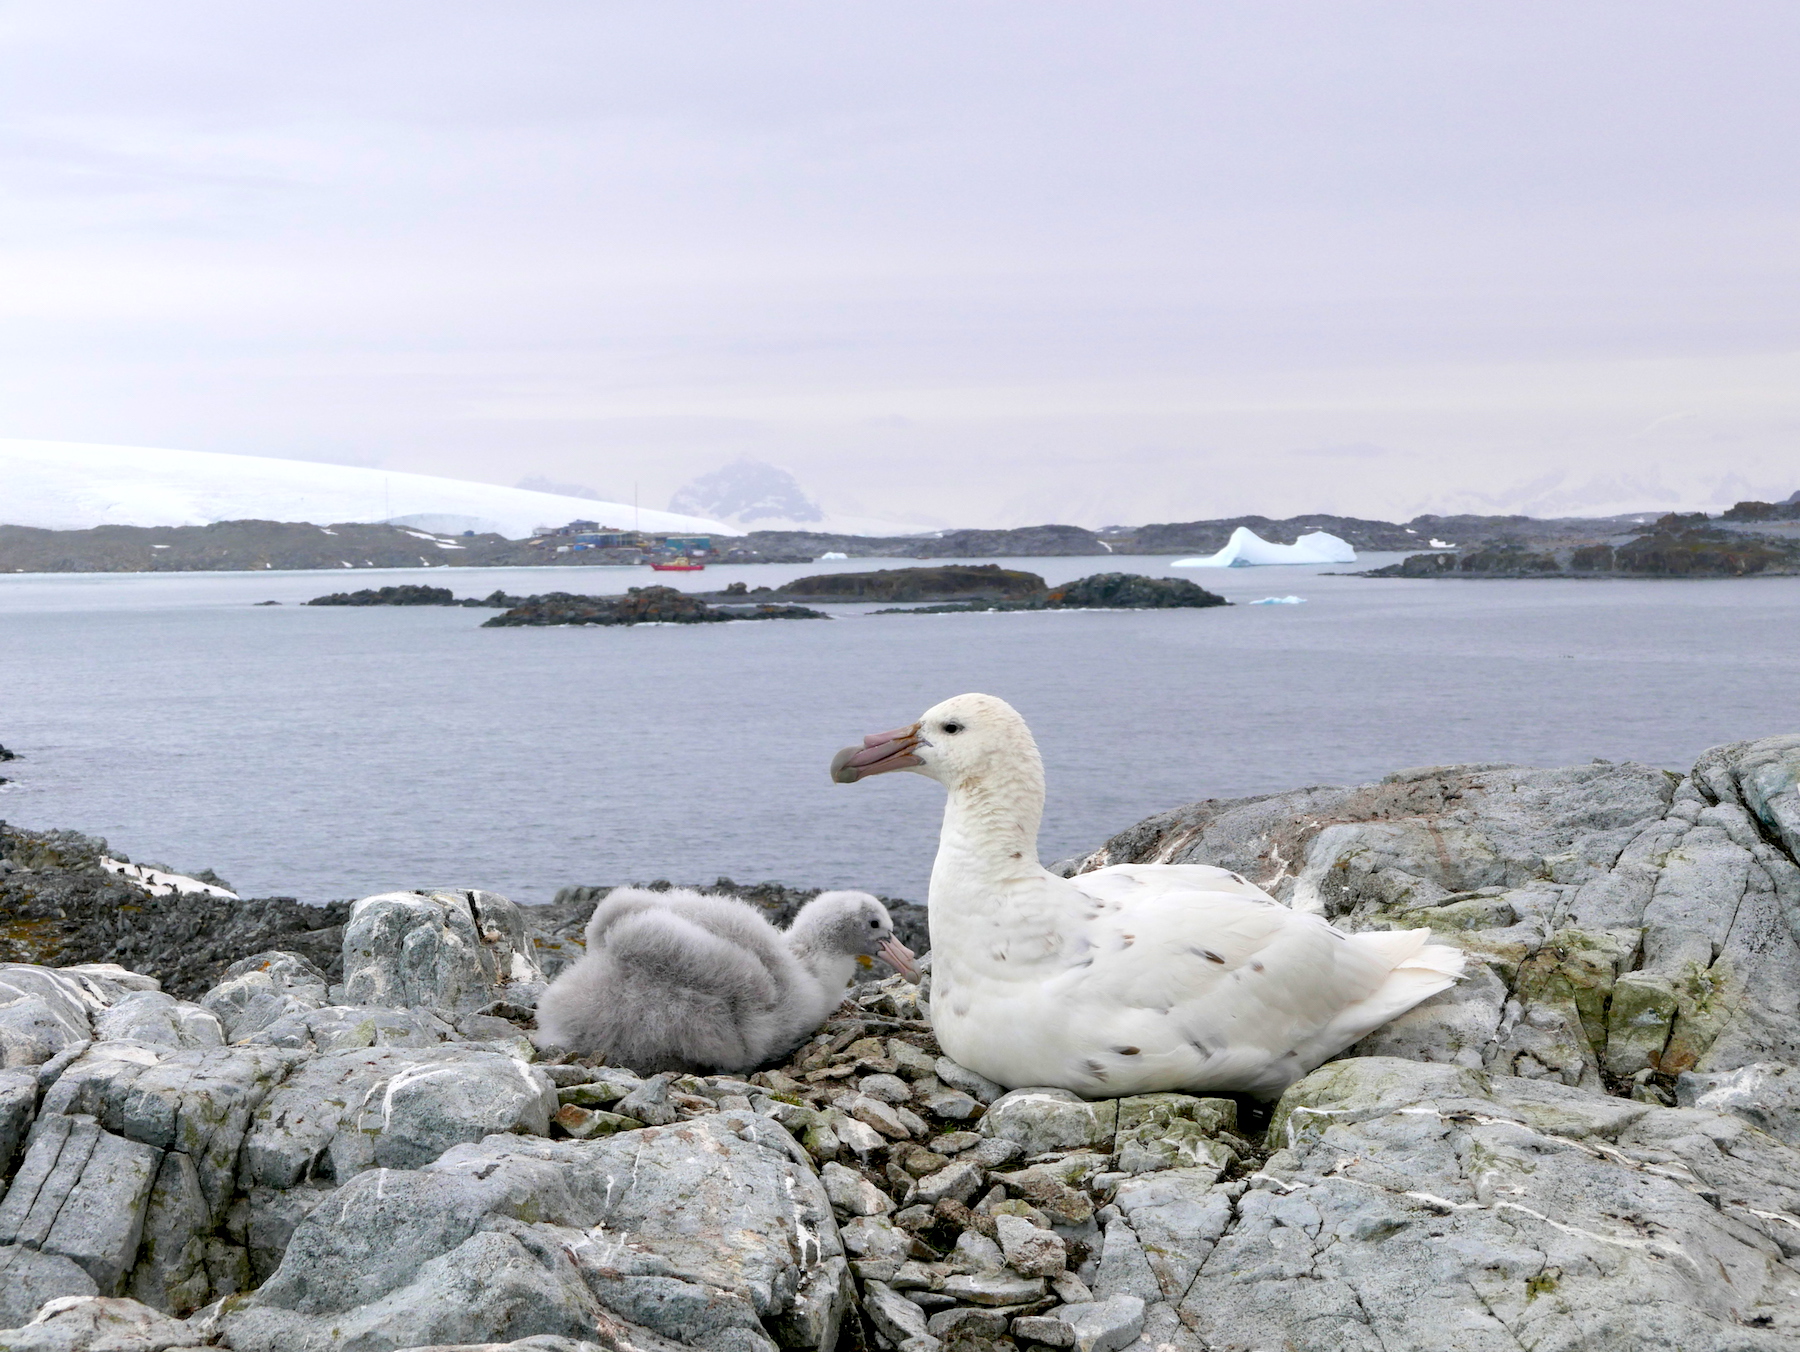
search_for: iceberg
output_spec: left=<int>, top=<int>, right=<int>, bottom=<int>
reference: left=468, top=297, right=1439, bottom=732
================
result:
left=1249, top=595, right=1307, bottom=605
left=1172, top=526, right=1355, bottom=568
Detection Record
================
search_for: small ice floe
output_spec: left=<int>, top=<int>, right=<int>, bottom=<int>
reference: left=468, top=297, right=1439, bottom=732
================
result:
left=819, top=551, right=849, bottom=560
left=1429, top=539, right=1454, bottom=548
left=1249, top=595, right=1306, bottom=605
left=100, top=858, right=239, bottom=899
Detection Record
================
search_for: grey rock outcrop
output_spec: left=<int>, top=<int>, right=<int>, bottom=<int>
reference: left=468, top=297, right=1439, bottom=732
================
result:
left=1678, top=1061, right=1800, bottom=1147
left=24, top=1039, right=299, bottom=1313
left=221, top=1112, right=846, bottom=1352
left=0, top=1294, right=201, bottom=1352
left=0, top=967, right=98, bottom=1068
left=198, top=952, right=330, bottom=1043
left=240, top=1044, right=554, bottom=1187
left=341, top=890, right=544, bottom=1015
left=1177, top=1056, right=1800, bottom=1349
left=93, top=992, right=224, bottom=1050
left=0, top=1114, right=160, bottom=1299
left=241, top=1003, right=458, bottom=1052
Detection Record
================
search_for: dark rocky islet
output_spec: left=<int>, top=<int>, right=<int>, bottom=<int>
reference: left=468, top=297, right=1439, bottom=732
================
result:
left=762, top=563, right=1050, bottom=603
left=303, top=583, right=524, bottom=607
left=479, top=586, right=828, bottom=627
left=875, top=572, right=1227, bottom=614
left=1365, top=508, right=1800, bottom=579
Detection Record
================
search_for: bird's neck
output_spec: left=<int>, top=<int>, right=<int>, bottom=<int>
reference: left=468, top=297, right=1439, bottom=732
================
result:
left=934, top=759, right=1046, bottom=894
left=792, top=944, right=857, bottom=998
left=786, top=922, right=854, bottom=995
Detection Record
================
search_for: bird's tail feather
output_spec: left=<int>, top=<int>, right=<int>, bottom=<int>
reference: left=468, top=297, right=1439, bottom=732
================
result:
left=1295, top=928, right=1467, bottom=1068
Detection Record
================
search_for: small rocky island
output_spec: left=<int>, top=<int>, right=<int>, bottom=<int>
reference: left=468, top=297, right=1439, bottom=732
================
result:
left=298, top=568, right=1227, bottom=627
left=0, top=730, right=1796, bottom=1348
left=301, top=584, right=828, bottom=626
left=733, top=566, right=1226, bottom=612
left=873, top=572, right=1227, bottom=614
left=481, top=587, right=827, bottom=627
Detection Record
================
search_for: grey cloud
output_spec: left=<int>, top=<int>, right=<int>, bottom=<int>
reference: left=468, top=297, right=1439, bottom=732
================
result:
left=0, top=3, right=1796, bottom=525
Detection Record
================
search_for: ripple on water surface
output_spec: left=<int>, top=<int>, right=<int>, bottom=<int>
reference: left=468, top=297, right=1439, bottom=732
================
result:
left=2, top=556, right=1796, bottom=905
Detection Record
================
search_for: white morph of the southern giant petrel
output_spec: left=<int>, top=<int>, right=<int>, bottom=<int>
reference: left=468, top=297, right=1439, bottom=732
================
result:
left=832, top=693, right=1464, bottom=1098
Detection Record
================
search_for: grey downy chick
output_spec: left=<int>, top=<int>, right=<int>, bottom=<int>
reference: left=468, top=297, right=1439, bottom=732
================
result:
left=533, top=886, right=917, bottom=1074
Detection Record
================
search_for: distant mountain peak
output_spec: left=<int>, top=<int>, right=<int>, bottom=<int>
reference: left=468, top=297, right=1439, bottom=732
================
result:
left=668, top=459, right=823, bottom=525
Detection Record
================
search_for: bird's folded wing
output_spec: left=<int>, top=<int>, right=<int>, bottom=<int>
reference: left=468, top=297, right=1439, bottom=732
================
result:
left=1067, top=862, right=1281, bottom=907
left=608, top=910, right=783, bottom=1008
left=1050, top=869, right=1381, bottom=1039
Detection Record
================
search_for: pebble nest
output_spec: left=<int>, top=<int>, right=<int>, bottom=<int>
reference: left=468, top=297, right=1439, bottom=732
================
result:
left=537, top=969, right=1271, bottom=1352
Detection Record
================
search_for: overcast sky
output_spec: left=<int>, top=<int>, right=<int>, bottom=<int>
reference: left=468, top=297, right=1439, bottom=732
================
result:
left=3, top=3, right=1796, bottom=528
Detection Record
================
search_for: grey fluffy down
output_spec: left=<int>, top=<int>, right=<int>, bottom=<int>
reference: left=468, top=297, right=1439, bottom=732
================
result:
left=533, top=888, right=854, bottom=1073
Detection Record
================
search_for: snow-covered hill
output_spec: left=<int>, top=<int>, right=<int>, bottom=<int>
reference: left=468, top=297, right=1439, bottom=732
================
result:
left=0, top=441, right=734, bottom=539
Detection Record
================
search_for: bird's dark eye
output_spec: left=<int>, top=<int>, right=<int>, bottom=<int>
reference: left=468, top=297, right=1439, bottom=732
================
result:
left=869, top=919, right=880, bottom=928
left=942, top=721, right=964, bottom=734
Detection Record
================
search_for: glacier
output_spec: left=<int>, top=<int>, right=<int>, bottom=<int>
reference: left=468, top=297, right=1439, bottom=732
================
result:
left=1172, top=526, right=1356, bottom=567
left=0, top=440, right=735, bottom=539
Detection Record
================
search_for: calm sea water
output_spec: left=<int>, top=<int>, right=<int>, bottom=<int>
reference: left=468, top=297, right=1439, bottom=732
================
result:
left=2, top=556, right=1796, bottom=907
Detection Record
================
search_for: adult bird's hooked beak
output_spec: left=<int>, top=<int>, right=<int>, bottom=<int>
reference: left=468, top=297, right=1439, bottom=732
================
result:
left=830, top=723, right=923, bottom=783
left=878, top=935, right=920, bottom=981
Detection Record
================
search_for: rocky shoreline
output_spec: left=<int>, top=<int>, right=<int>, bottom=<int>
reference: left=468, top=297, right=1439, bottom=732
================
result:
left=10, top=503, right=1797, bottom=573
left=0, top=731, right=1795, bottom=1349
left=1364, top=512, right=1800, bottom=579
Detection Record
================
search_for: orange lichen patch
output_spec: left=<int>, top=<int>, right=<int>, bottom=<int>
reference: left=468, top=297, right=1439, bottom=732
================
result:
left=0, top=917, right=67, bottom=964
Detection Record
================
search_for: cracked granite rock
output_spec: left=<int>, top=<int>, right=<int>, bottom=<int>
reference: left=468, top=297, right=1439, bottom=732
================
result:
left=1179, top=1056, right=1800, bottom=1350
left=221, top=1112, right=847, bottom=1352
left=340, top=890, right=543, bottom=1016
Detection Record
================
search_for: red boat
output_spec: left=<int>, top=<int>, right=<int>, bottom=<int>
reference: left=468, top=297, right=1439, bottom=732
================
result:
left=650, top=559, right=706, bottom=572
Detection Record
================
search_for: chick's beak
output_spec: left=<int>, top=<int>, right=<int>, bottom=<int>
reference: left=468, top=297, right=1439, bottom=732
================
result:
left=878, top=935, right=920, bottom=981
left=830, top=723, right=923, bottom=783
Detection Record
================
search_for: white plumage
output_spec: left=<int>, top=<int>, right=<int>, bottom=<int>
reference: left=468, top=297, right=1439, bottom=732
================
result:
left=831, top=693, right=1464, bottom=1098
left=533, top=886, right=916, bottom=1074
